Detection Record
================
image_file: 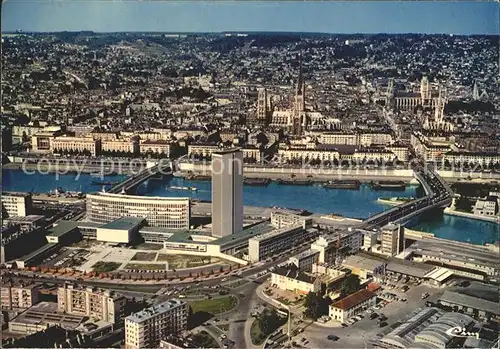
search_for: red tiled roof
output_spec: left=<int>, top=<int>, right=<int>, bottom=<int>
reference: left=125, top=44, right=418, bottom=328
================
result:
left=331, top=289, right=376, bottom=311
left=367, top=283, right=381, bottom=292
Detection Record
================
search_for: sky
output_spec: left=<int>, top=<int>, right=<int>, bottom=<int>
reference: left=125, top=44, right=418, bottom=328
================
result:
left=2, top=1, right=498, bottom=35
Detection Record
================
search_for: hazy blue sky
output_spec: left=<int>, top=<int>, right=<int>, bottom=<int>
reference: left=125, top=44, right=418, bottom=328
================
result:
left=2, top=1, right=498, bottom=35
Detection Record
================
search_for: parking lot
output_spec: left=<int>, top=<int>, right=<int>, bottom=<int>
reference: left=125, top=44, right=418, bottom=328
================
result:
left=40, top=248, right=89, bottom=269
left=302, top=283, right=443, bottom=348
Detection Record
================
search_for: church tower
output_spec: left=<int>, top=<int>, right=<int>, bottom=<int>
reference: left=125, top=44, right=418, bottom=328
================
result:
left=385, top=78, right=395, bottom=108
left=434, top=88, right=444, bottom=125
left=291, top=53, right=307, bottom=135
left=294, top=55, right=306, bottom=113
left=472, top=81, right=480, bottom=100
left=420, top=76, right=431, bottom=101
left=257, top=88, right=268, bottom=122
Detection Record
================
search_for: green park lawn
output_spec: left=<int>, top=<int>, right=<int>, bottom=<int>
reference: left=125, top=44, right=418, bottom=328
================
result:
left=188, top=295, right=238, bottom=314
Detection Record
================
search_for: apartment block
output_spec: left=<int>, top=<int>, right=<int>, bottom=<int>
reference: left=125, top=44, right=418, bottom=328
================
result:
left=271, top=211, right=313, bottom=229
left=248, top=225, right=314, bottom=262
left=381, top=224, right=405, bottom=257
left=57, top=284, right=126, bottom=323
left=2, top=192, right=33, bottom=218
left=125, top=299, right=188, bottom=349
left=310, top=230, right=363, bottom=264
left=1, top=282, right=40, bottom=310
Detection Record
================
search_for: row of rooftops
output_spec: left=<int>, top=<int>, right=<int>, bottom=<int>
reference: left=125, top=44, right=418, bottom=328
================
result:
left=273, top=264, right=318, bottom=284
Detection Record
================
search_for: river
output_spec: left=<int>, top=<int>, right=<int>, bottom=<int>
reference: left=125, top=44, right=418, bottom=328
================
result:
left=2, top=169, right=498, bottom=245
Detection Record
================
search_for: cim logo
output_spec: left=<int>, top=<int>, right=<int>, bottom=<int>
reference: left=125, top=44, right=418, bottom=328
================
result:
left=445, top=326, right=480, bottom=339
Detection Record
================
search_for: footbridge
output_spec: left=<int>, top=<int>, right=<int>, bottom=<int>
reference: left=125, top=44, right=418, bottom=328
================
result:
left=361, top=168, right=453, bottom=229
left=108, top=161, right=172, bottom=194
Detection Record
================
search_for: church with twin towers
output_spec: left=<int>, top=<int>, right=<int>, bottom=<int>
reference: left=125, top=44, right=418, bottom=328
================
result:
left=255, top=54, right=325, bottom=135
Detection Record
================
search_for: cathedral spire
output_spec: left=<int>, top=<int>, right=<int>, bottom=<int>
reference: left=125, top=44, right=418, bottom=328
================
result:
left=296, top=50, right=304, bottom=95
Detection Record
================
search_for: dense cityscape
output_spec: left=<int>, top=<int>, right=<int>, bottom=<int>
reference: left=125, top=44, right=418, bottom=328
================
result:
left=1, top=2, right=500, bottom=349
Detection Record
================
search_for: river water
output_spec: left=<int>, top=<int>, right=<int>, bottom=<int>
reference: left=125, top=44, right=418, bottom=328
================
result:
left=3, top=170, right=498, bottom=245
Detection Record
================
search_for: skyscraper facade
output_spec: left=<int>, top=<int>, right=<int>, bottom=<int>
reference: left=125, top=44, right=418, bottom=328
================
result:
left=211, top=149, right=243, bottom=237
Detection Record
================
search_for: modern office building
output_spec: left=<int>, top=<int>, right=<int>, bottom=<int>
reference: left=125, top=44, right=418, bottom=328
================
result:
left=381, top=223, right=405, bottom=257
left=57, top=284, right=126, bottom=324
left=125, top=299, right=188, bottom=349
left=95, top=217, right=145, bottom=244
left=86, top=192, right=190, bottom=229
left=2, top=192, right=33, bottom=218
left=211, top=149, right=243, bottom=237
left=1, top=281, right=40, bottom=310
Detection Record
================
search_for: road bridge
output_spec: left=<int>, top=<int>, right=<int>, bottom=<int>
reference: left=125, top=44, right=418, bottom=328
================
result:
left=108, top=161, right=172, bottom=194
left=361, top=168, right=453, bottom=229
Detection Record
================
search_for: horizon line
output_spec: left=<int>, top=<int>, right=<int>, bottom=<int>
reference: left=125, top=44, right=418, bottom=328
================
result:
left=4, top=30, right=496, bottom=36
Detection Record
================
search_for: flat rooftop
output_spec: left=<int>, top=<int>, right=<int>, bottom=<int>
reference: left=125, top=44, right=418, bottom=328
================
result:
left=411, top=239, right=499, bottom=270
left=2, top=192, right=31, bottom=198
left=10, top=302, right=85, bottom=329
left=18, top=243, right=59, bottom=263
left=126, top=299, right=186, bottom=324
left=166, top=230, right=213, bottom=243
left=251, top=224, right=303, bottom=242
left=5, top=215, right=45, bottom=224
left=440, top=291, right=500, bottom=315
left=214, top=221, right=275, bottom=246
left=386, top=258, right=436, bottom=278
left=47, top=221, right=80, bottom=238
left=99, top=217, right=145, bottom=231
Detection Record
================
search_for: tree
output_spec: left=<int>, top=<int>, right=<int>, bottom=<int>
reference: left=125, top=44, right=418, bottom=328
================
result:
left=340, top=274, right=361, bottom=297
left=258, top=309, right=285, bottom=335
left=303, top=291, right=329, bottom=320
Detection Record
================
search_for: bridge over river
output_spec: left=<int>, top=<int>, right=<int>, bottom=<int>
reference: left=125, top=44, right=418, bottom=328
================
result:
left=107, top=161, right=172, bottom=194
left=361, top=168, right=453, bottom=229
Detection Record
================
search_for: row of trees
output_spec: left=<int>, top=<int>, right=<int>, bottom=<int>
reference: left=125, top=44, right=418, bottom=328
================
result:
left=284, top=158, right=406, bottom=167
left=55, top=149, right=93, bottom=156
